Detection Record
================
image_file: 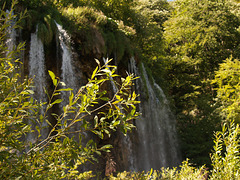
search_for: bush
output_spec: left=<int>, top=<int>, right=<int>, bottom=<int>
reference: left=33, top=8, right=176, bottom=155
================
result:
left=212, top=57, right=240, bottom=123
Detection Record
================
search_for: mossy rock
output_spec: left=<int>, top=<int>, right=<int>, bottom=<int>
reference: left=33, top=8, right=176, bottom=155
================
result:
left=103, top=31, right=116, bottom=55
left=25, top=10, right=39, bottom=31
left=37, top=14, right=56, bottom=45
left=43, top=15, right=54, bottom=44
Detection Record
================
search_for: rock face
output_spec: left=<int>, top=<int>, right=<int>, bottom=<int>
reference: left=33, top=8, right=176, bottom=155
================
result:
left=17, top=22, right=181, bottom=175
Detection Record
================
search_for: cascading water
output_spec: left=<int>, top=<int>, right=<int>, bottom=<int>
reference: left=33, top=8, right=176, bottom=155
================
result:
left=55, top=22, right=76, bottom=118
left=55, top=22, right=76, bottom=92
left=6, top=10, right=17, bottom=56
left=28, top=26, right=48, bottom=142
left=55, top=22, right=86, bottom=141
left=128, top=58, right=181, bottom=171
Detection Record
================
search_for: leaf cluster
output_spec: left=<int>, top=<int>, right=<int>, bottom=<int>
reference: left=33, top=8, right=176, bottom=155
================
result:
left=212, top=57, right=240, bottom=122
left=61, top=5, right=134, bottom=60
left=210, top=121, right=240, bottom=179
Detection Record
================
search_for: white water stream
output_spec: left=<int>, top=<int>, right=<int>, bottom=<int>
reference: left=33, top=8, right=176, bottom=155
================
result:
left=129, top=58, right=181, bottom=171
left=55, top=22, right=86, bottom=142
left=55, top=22, right=76, bottom=91
left=28, top=26, right=48, bottom=142
left=6, top=10, right=17, bottom=56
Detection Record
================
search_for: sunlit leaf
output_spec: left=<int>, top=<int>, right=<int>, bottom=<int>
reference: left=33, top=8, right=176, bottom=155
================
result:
left=48, top=70, right=57, bottom=86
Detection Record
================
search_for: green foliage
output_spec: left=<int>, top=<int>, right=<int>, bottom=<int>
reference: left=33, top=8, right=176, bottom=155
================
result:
left=0, top=3, right=139, bottom=178
left=0, top=1, right=36, bottom=178
left=87, top=0, right=135, bottom=25
left=54, top=0, right=85, bottom=8
left=109, top=169, right=155, bottom=180
left=164, top=0, right=240, bottom=72
left=3, top=0, right=240, bottom=179
left=110, top=160, right=207, bottom=179
left=61, top=5, right=134, bottom=59
left=133, top=0, right=172, bottom=86
left=17, top=0, right=169, bottom=65
left=163, top=0, right=240, bottom=166
left=210, top=121, right=240, bottom=179
left=62, top=6, right=107, bottom=25
left=3, top=60, right=138, bottom=179
left=61, top=6, right=107, bottom=55
left=0, top=0, right=12, bottom=9
left=17, top=0, right=61, bottom=45
left=212, top=57, right=240, bottom=123
left=18, top=0, right=55, bottom=9
left=36, top=14, right=56, bottom=45
left=111, top=121, right=240, bottom=179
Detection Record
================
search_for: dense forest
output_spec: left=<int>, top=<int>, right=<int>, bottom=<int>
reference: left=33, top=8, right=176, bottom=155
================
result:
left=1, top=0, right=240, bottom=179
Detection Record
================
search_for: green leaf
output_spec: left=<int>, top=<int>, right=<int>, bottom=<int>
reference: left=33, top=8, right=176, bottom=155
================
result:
left=100, top=144, right=113, bottom=150
left=53, top=92, right=61, bottom=96
left=101, top=68, right=111, bottom=74
left=56, top=88, right=73, bottom=92
left=60, top=81, right=66, bottom=86
left=95, top=59, right=100, bottom=66
left=48, top=70, right=57, bottom=86
left=94, top=116, right=98, bottom=128
left=100, top=97, right=109, bottom=101
left=51, top=99, right=63, bottom=106
left=69, top=92, right=74, bottom=106
left=21, top=90, right=34, bottom=95
left=91, top=66, right=98, bottom=80
left=95, top=151, right=101, bottom=156
left=113, top=120, right=120, bottom=126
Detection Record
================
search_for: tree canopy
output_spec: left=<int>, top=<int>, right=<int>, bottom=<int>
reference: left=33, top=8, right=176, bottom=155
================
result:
left=163, top=0, right=240, bottom=166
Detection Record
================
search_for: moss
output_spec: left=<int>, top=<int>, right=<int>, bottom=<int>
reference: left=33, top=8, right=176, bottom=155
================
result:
left=115, top=32, right=126, bottom=62
left=25, top=10, right=39, bottom=31
left=103, top=18, right=118, bottom=31
left=58, top=5, right=137, bottom=63
left=43, top=15, right=54, bottom=44
left=32, top=13, right=57, bottom=46
left=117, top=20, right=136, bottom=37
left=38, top=22, right=48, bottom=43
left=124, top=37, right=133, bottom=57
left=20, top=1, right=61, bottom=39
left=62, top=6, right=107, bottom=26
left=103, top=31, right=116, bottom=55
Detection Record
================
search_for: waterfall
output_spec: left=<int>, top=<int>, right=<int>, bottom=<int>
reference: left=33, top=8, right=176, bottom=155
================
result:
left=29, top=26, right=46, bottom=105
left=55, top=22, right=76, bottom=91
left=6, top=10, right=17, bottom=56
left=55, top=22, right=86, bottom=142
left=129, top=58, right=181, bottom=171
left=26, top=21, right=181, bottom=172
left=55, top=22, right=76, bottom=117
left=28, top=26, right=48, bottom=142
